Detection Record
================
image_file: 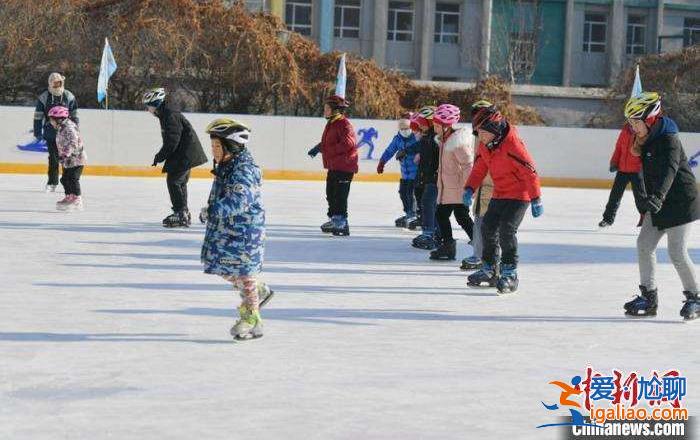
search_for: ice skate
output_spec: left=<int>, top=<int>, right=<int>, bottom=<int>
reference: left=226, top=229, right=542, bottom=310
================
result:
left=467, top=262, right=497, bottom=287
left=162, top=210, right=190, bottom=228
left=45, top=184, right=57, bottom=193
left=320, top=218, right=334, bottom=233
left=412, top=233, right=436, bottom=250
left=257, top=282, right=275, bottom=308
left=231, top=305, right=263, bottom=340
left=496, top=264, right=518, bottom=294
left=331, top=216, right=350, bottom=237
left=624, top=285, right=658, bottom=317
left=406, top=216, right=420, bottom=231
left=429, top=239, right=456, bottom=261
left=56, top=195, right=71, bottom=209
left=680, top=291, right=700, bottom=321
left=460, top=256, right=482, bottom=271
left=57, top=195, right=83, bottom=212
left=394, top=215, right=407, bottom=228
left=598, top=219, right=612, bottom=228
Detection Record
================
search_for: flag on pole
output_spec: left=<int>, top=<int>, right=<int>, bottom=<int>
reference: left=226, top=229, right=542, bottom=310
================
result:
left=335, top=53, right=347, bottom=99
left=631, top=64, right=643, bottom=98
left=97, top=38, right=117, bottom=105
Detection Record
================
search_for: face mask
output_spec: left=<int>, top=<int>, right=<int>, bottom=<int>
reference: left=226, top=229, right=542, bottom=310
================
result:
left=399, top=129, right=412, bottom=138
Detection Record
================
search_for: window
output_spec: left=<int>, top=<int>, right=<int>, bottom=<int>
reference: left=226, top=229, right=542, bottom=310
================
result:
left=286, top=0, right=312, bottom=36
left=434, top=3, right=460, bottom=44
left=388, top=1, right=414, bottom=42
left=244, top=0, right=265, bottom=12
left=583, top=13, right=607, bottom=53
left=684, top=17, right=700, bottom=47
left=626, top=15, right=646, bottom=55
left=335, top=0, right=361, bottom=39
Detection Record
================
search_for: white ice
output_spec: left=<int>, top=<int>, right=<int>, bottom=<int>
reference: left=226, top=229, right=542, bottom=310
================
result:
left=0, top=174, right=698, bottom=440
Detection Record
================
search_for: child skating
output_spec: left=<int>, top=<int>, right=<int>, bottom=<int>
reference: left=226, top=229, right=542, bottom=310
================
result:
left=464, top=101, right=542, bottom=294
left=49, top=106, right=86, bottom=211
left=376, top=113, right=419, bottom=228
left=200, top=118, right=274, bottom=340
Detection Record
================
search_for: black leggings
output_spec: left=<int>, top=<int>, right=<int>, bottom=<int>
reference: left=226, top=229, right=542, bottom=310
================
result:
left=481, top=199, right=529, bottom=266
left=436, top=204, right=474, bottom=242
left=326, top=170, right=354, bottom=218
left=60, top=166, right=83, bottom=196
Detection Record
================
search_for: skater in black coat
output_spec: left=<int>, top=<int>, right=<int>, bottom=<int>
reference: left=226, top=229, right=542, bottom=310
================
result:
left=621, top=92, right=700, bottom=321
left=143, top=88, right=208, bottom=227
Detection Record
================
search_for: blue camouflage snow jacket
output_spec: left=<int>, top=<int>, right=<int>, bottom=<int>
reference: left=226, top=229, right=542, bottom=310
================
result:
left=201, top=149, right=265, bottom=276
left=379, top=133, right=419, bottom=180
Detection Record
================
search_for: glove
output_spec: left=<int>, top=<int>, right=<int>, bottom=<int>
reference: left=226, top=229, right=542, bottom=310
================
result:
left=609, top=164, right=618, bottom=173
left=413, top=153, right=421, bottom=165
left=643, top=195, right=663, bottom=214
left=462, top=188, right=474, bottom=207
left=199, top=206, right=209, bottom=224
left=376, top=161, right=386, bottom=174
left=307, top=144, right=321, bottom=158
left=531, top=198, right=544, bottom=218
left=151, top=158, right=158, bottom=167
left=396, top=150, right=407, bottom=161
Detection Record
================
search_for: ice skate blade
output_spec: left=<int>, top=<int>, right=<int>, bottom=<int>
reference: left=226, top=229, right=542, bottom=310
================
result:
left=467, top=281, right=496, bottom=288
left=624, top=311, right=657, bottom=318
left=259, top=291, right=275, bottom=308
left=234, top=333, right=263, bottom=341
left=497, top=288, right=518, bottom=295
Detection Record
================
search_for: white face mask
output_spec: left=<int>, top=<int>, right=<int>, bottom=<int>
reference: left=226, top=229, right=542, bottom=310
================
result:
left=399, top=129, right=412, bottom=138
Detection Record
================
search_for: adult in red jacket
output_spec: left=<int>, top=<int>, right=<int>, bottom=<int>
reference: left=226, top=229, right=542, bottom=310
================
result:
left=599, top=123, right=645, bottom=227
left=462, top=102, right=542, bottom=294
left=308, top=95, right=358, bottom=236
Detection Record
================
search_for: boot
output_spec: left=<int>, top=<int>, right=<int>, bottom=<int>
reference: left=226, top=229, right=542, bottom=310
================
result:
left=320, top=218, right=334, bottom=233
left=680, top=291, right=700, bottom=321
left=429, top=239, right=456, bottom=261
left=231, top=305, right=263, bottom=340
left=395, top=215, right=407, bottom=228
left=467, top=262, right=497, bottom=287
left=331, top=215, right=350, bottom=237
left=412, top=233, right=437, bottom=250
left=496, top=263, right=518, bottom=294
left=624, top=285, right=658, bottom=317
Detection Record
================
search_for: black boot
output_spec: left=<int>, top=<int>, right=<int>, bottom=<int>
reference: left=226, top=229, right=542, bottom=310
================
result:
left=680, top=291, right=700, bottom=321
left=624, top=285, right=658, bottom=317
left=429, top=239, right=456, bottom=261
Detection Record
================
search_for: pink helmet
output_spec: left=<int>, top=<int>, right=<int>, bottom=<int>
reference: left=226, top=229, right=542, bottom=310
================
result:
left=48, top=106, right=69, bottom=119
left=433, top=104, right=461, bottom=126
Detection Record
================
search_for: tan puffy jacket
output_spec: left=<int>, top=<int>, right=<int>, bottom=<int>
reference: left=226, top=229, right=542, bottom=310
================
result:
left=474, top=173, right=494, bottom=217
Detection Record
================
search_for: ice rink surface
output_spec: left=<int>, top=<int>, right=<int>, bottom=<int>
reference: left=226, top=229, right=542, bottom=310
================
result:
left=1, top=174, right=698, bottom=440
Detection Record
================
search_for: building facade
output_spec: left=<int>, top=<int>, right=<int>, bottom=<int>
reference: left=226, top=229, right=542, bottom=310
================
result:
left=243, top=0, right=700, bottom=87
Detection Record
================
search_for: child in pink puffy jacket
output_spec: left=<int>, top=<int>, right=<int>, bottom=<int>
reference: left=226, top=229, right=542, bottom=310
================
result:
left=49, top=105, right=87, bottom=211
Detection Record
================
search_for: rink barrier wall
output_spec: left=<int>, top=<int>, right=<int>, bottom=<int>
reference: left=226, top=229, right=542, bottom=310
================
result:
left=2, top=105, right=699, bottom=189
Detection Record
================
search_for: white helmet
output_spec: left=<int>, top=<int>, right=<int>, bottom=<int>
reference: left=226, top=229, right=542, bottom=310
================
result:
left=142, top=87, right=166, bottom=107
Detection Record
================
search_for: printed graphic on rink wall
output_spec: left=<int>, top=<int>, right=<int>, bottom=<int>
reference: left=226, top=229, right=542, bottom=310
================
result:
left=1, top=105, right=699, bottom=185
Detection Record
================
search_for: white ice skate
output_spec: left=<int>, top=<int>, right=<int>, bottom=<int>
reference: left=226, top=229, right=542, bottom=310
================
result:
left=230, top=306, right=263, bottom=340
left=57, top=195, right=83, bottom=212
left=45, top=184, right=57, bottom=193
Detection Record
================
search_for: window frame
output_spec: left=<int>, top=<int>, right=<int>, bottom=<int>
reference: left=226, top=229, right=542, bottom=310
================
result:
left=434, top=2, right=460, bottom=44
left=285, top=0, right=313, bottom=37
left=626, top=14, right=647, bottom=55
left=583, top=12, right=608, bottom=53
left=683, top=17, right=700, bottom=48
left=387, top=1, right=415, bottom=42
left=334, top=0, right=362, bottom=39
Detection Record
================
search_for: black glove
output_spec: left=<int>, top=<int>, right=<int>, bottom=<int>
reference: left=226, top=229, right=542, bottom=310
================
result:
left=609, top=164, right=618, bottom=173
left=396, top=150, right=407, bottom=161
left=152, top=159, right=158, bottom=167
left=643, top=195, right=663, bottom=214
left=308, top=144, right=321, bottom=158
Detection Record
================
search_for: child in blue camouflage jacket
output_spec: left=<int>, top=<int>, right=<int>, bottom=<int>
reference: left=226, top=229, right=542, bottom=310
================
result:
left=200, top=118, right=273, bottom=340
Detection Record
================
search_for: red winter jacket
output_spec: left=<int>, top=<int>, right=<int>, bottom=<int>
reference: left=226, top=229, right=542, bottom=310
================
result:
left=320, top=115, right=359, bottom=174
left=465, top=125, right=541, bottom=202
left=609, top=124, right=641, bottom=173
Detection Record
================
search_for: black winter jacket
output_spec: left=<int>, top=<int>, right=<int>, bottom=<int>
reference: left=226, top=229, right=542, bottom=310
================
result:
left=409, top=128, right=439, bottom=185
left=33, top=90, right=79, bottom=141
left=640, top=117, right=699, bottom=230
left=154, top=103, right=208, bottom=174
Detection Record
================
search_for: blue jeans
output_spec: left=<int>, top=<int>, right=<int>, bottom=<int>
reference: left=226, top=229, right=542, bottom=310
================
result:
left=399, top=179, right=416, bottom=216
left=420, top=183, right=438, bottom=234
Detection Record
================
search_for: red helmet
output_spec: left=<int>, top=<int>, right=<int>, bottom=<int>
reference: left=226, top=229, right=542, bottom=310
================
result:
left=433, top=104, right=461, bottom=126
left=325, top=94, right=350, bottom=109
left=48, top=106, right=69, bottom=119
left=472, top=106, right=505, bottom=136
